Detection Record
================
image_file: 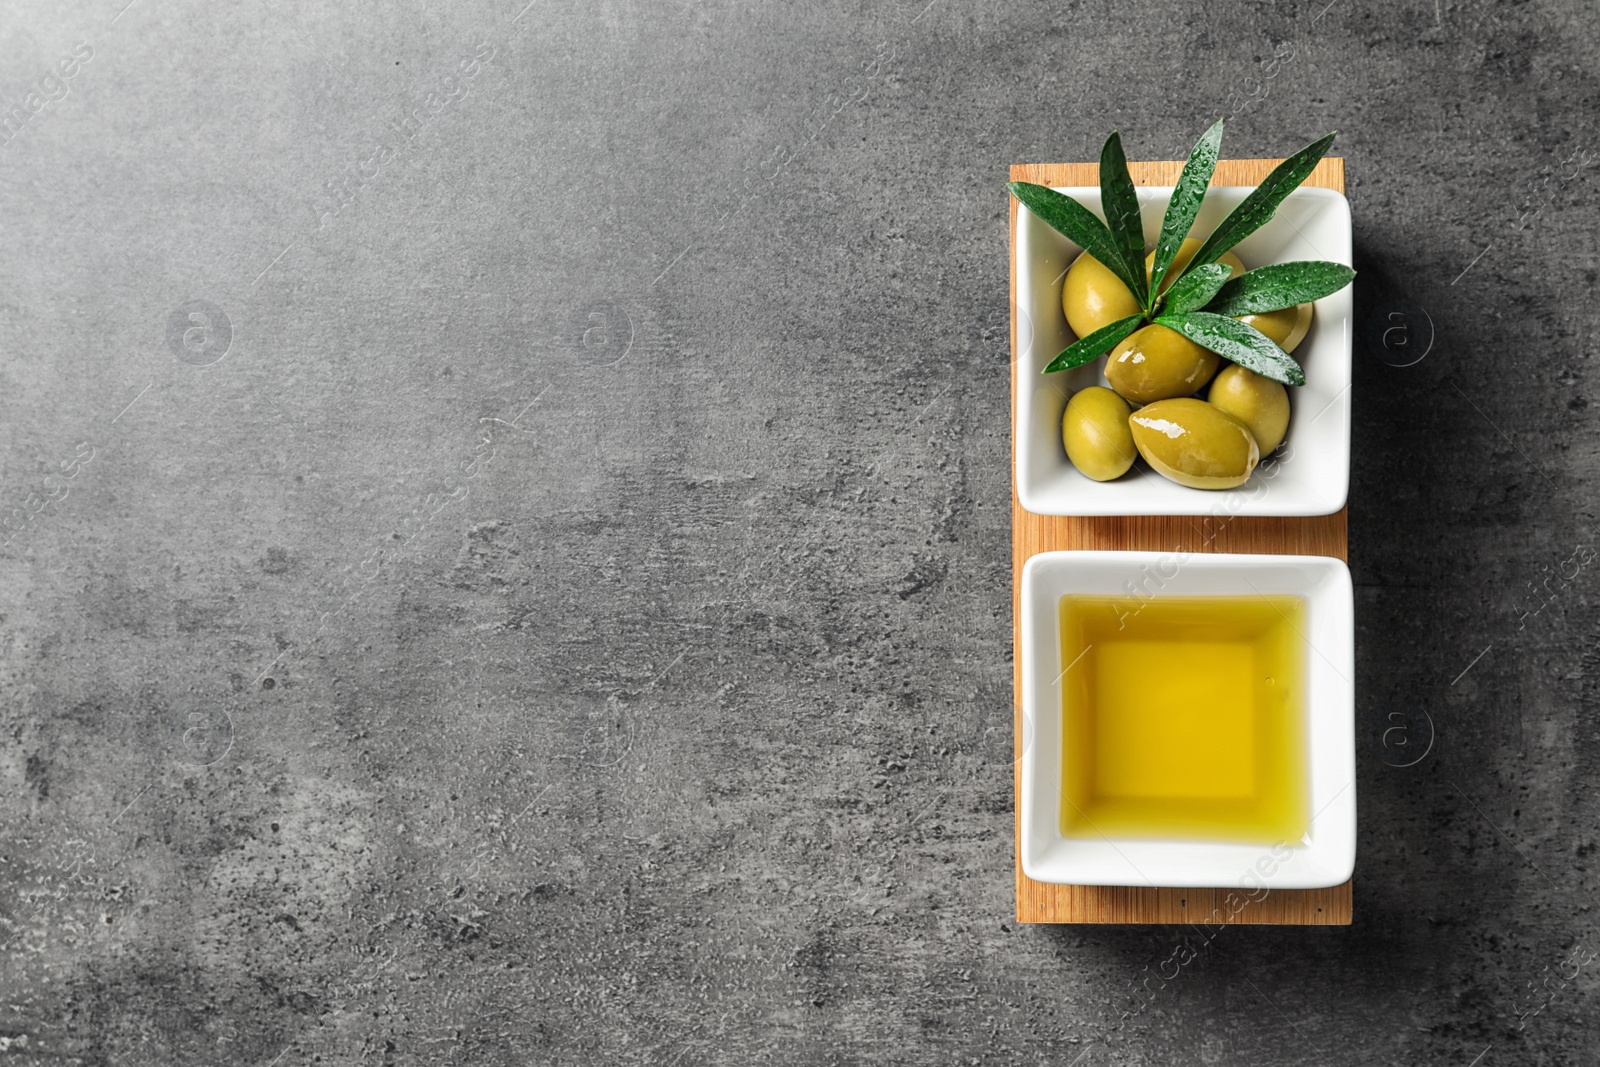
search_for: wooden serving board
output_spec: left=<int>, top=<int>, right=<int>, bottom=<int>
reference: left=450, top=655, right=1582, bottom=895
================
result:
left=1010, top=156, right=1352, bottom=925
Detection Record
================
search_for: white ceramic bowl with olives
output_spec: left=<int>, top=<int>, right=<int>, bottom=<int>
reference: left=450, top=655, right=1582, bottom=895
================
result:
left=1014, top=185, right=1352, bottom=517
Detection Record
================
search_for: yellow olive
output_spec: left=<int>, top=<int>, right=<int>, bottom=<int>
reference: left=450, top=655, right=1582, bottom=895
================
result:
left=1062, top=238, right=1247, bottom=338
left=1208, top=364, right=1290, bottom=456
left=1129, top=398, right=1260, bottom=490
left=1106, top=324, right=1221, bottom=405
left=1062, top=251, right=1141, bottom=339
left=1062, top=386, right=1137, bottom=482
left=1148, top=237, right=1245, bottom=294
left=1239, top=302, right=1313, bottom=354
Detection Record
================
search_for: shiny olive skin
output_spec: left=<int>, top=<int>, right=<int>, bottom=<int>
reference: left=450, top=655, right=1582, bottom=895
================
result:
left=1128, top=398, right=1260, bottom=490
left=1061, top=238, right=1247, bottom=339
left=1062, top=251, right=1141, bottom=339
left=1062, top=386, right=1136, bottom=482
left=1208, top=364, right=1290, bottom=456
left=1106, top=324, right=1221, bottom=405
left=1239, top=301, right=1313, bottom=354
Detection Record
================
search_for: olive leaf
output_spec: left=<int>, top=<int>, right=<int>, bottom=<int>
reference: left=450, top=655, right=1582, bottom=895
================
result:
left=1160, top=263, right=1232, bottom=316
left=1043, top=314, right=1145, bottom=374
left=1153, top=311, right=1306, bottom=386
left=1008, top=182, right=1148, bottom=309
left=1186, top=132, right=1337, bottom=271
left=1098, top=132, right=1150, bottom=309
left=1205, top=261, right=1357, bottom=316
left=1149, top=118, right=1224, bottom=298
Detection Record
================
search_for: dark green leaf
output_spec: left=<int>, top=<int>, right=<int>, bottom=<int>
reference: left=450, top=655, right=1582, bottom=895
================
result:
left=1008, top=181, right=1147, bottom=308
left=1188, top=132, right=1337, bottom=270
left=1149, top=118, right=1224, bottom=297
left=1205, top=261, right=1356, bottom=316
left=1161, top=263, right=1232, bottom=315
left=1042, top=314, right=1145, bottom=374
left=1098, top=132, right=1149, bottom=308
left=1153, top=311, right=1306, bottom=386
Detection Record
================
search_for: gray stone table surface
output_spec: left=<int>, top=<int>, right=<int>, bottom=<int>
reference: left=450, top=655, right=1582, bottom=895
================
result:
left=1, top=0, right=1597, bottom=1063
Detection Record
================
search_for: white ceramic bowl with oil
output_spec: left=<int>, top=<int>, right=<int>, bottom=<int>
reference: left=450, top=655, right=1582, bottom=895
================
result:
left=1018, top=550, right=1355, bottom=889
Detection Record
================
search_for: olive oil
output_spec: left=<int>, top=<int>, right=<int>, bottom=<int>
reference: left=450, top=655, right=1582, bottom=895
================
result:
left=1058, top=594, right=1309, bottom=844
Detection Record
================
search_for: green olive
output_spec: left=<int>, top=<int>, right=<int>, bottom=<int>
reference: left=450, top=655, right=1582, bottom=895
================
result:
left=1129, top=398, right=1260, bottom=490
left=1062, top=386, right=1136, bottom=482
left=1149, top=237, right=1245, bottom=294
left=1061, top=238, right=1247, bottom=339
left=1208, top=364, right=1290, bottom=456
left=1239, top=301, right=1313, bottom=354
left=1106, top=324, right=1221, bottom=405
left=1062, top=251, right=1141, bottom=339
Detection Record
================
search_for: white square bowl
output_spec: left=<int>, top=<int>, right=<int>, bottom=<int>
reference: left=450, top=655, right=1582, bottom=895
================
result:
left=1014, top=185, right=1352, bottom=516
left=1018, top=550, right=1355, bottom=889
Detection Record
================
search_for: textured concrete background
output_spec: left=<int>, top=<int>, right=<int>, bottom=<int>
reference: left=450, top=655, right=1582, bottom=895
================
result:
left=0, top=0, right=1596, bottom=1063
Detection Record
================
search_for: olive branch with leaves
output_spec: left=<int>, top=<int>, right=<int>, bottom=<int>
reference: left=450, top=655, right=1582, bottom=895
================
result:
left=1009, top=120, right=1355, bottom=386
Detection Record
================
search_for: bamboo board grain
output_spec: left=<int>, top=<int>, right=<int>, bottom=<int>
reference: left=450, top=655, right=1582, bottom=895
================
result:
left=1010, top=156, right=1353, bottom=925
